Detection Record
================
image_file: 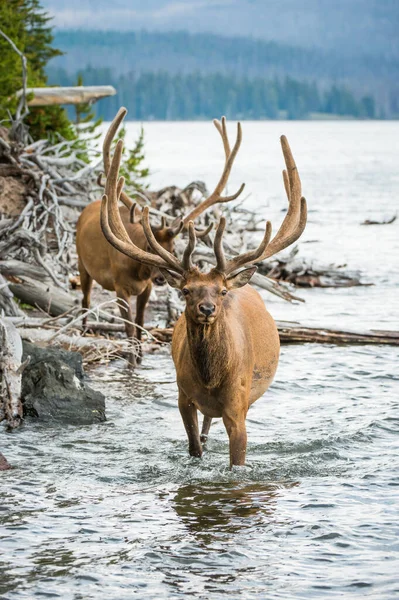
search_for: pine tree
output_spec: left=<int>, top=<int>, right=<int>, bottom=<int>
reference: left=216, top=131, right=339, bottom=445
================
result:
left=0, top=0, right=74, bottom=140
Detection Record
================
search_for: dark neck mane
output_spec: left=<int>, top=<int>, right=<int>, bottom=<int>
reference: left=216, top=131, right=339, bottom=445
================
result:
left=186, top=311, right=232, bottom=389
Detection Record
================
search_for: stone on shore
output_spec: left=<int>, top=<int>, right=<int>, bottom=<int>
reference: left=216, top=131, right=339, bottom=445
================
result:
left=21, top=342, right=106, bottom=425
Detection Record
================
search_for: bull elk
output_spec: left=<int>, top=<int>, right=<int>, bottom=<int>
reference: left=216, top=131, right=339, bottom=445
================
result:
left=101, top=120, right=307, bottom=467
left=76, top=108, right=244, bottom=365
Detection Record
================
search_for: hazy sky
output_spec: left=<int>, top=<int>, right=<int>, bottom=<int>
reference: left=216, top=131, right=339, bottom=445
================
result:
left=40, top=0, right=398, bottom=57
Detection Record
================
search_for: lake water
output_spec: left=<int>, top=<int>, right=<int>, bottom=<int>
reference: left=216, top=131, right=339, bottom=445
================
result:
left=1, top=121, right=398, bottom=599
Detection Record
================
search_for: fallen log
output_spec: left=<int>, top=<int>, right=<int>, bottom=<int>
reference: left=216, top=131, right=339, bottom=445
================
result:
left=8, top=276, right=78, bottom=316
left=17, top=85, right=117, bottom=107
left=91, top=321, right=399, bottom=347
left=0, top=259, right=50, bottom=282
left=276, top=322, right=399, bottom=346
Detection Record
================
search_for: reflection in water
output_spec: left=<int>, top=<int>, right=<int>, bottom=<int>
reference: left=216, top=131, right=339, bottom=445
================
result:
left=172, top=482, right=294, bottom=541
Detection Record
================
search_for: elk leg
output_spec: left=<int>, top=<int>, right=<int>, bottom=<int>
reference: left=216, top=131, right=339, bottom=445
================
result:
left=135, top=282, right=152, bottom=363
left=178, top=389, right=202, bottom=458
left=222, top=409, right=248, bottom=468
left=200, top=416, right=212, bottom=444
left=115, top=288, right=137, bottom=367
left=79, top=260, right=93, bottom=327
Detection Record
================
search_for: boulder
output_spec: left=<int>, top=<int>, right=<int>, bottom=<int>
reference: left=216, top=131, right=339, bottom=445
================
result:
left=21, top=342, right=106, bottom=425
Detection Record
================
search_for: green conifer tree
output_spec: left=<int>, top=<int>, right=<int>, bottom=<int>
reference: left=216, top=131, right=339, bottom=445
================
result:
left=0, top=0, right=75, bottom=140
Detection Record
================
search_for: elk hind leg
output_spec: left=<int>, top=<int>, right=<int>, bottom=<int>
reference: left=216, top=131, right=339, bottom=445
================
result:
left=79, top=260, right=93, bottom=327
left=135, top=282, right=152, bottom=364
left=200, top=416, right=212, bottom=444
left=178, top=389, right=202, bottom=458
left=115, top=288, right=137, bottom=367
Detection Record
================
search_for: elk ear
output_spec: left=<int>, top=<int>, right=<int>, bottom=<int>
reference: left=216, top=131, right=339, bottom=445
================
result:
left=227, top=266, right=257, bottom=289
left=159, top=268, right=184, bottom=289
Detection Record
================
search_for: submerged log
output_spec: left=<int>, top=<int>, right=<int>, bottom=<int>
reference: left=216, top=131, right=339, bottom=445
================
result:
left=361, top=215, right=396, bottom=225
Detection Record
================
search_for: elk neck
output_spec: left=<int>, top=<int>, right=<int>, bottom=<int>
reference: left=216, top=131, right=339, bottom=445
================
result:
left=185, top=306, right=234, bottom=389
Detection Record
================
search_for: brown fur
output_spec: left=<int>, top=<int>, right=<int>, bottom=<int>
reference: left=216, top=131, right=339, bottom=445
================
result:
left=76, top=200, right=175, bottom=364
left=169, top=269, right=280, bottom=467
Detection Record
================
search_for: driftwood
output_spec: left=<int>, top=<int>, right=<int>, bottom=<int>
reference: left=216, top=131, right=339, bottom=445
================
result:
left=18, top=86, right=117, bottom=107
left=0, top=318, right=29, bottom=429
left=0, top=274, right=22, bottom=316
left=258, top=247, right=369, bottom=288
left=8, top=276, right=78, bottom=316
left=145, top=323, right=399, bottom=347
left=276, top=322, right=399, bottom=346
left=361, top=215, right=396, bottom=226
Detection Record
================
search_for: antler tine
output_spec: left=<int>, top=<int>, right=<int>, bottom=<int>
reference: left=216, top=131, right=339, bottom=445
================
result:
left=213, top=116, right=230, bottom=158
left=169, top=220, right=184, bottom=238
left=103, top=107, right=127, bottom=176
left=214, top=217, right=227, bottom=272
left=102, top=106, right=135, bottom=210
left=129, top=202, right=139, bottom=224
left=141, top=207, right=185, bottom=274
left=151, top=216, right=167, bottom=231
left=221, top=135, right=306, bottom=274
left=224, top=221, right=272, bottom=275
left=182, top=117, right=245, bottom=225
left=101, top=142, right=177, bottom=271
left=195, top=222, right=214, bottom=239
left=261, top=135, right=307, bottom=258
left=182, top=221, right=197, bottom=271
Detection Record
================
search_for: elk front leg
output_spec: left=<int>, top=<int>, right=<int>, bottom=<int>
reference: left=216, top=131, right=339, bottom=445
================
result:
left=222, top=406, right=248, bottom=468
left=135, top=282, right=152, bottom=363
left=115, top=288, right=137, bottom=367
left=178, top=389, right=202, bottom=458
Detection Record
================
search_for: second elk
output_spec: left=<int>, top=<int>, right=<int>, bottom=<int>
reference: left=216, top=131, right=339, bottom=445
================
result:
left=101, top=121, right=307, bottom=467
left=76, top=108, right=244, bottom=365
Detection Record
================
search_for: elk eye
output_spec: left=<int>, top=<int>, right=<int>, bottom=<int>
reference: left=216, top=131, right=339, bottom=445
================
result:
left=182, top=288, right=190, bottom=296
left=221, top=289, right=228, bottom=296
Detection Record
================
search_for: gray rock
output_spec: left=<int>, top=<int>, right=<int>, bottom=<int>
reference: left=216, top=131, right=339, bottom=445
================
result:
left=21, top=342, right=106, bottom=425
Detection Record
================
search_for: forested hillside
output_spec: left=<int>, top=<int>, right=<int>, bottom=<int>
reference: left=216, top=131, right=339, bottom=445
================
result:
left=48, top=67, right=377, bottom=121
left=46, top=30, right=398, bottom=119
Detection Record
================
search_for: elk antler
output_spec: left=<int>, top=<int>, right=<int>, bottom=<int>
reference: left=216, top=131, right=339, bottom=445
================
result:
left=182, top=117, right=245, bottom=225
left=102, top=107, right=137, bottom=210
left=101, top=138, right=196, bottom=276
left=214, top=135, right=307, bottom=276
left=102, top=121, right=306, bottom=281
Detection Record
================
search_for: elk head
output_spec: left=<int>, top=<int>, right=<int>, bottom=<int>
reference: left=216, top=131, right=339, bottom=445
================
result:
left=101, top=131, right=307, bottom=315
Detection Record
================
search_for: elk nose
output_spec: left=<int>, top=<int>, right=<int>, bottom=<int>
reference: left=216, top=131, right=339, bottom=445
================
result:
left=199, top=303, right=215, bottom=317
left=154, top=275, right=165, bottom=286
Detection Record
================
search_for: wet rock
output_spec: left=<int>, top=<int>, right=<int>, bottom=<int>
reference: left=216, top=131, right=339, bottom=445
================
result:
left=21, top=342, right=106, bottom=425
left=0, top=451, right=11, bottom=470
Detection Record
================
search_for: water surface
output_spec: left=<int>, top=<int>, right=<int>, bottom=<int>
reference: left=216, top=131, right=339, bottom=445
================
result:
left=1, top=121, right=398, bottom=599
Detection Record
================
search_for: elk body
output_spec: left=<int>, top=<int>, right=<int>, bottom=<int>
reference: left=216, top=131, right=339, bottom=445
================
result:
left=100, top=118, right=307, bottom=467
left=76, top=108, right=243, bottom=365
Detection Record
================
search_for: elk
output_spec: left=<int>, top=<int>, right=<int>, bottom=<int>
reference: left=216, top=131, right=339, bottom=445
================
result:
left=76, top=108, right=244, bottom=365
left=101, top=122, right=307, bottom=467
